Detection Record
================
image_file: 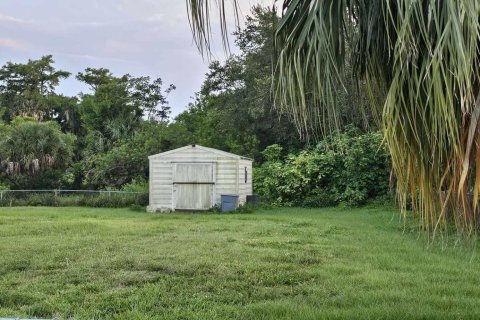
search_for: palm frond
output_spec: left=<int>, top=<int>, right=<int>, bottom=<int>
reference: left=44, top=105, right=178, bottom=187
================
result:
left=273, top=0, right=480, bottom=236
left=187, top=0, right=480, bottom=236
left=186, top=0, right=240, bottom=57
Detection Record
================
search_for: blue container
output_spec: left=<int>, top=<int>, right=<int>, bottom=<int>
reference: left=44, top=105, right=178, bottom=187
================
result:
left=221, top=194, right=239, bottom=213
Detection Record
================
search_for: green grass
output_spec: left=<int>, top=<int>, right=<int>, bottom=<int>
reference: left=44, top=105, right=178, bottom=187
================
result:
left=0, top=206, right=479, bottom=319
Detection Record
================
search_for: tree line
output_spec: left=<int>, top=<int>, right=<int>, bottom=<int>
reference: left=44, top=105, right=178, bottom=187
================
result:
left=0, top=55, right=176, bottom=190
left=0, top=6, right=382, bottom=203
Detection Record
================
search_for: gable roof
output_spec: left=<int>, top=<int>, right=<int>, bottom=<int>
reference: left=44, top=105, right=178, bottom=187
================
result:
left=148, top=144, right=253, bottom=161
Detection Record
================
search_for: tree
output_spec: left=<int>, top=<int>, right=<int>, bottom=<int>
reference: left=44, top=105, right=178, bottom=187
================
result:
left=77, top=69, right=175, bottom=156
left=77, top=68, right=174, bottom=123
left=75, top=68, right=178, bottom=188
left=128, top=76, right=175, bottom=122
left=0, top=57, right=179, bottom=191
left=76, top=68, right=114, bottom=91
left=48, top=95, right=82, bottom=135
left=0, top=55, right=70, bottom=122
left=83, top=121, right=191, bottom=189
left=0, top=117, right=75, bottom=189
left=177, top=6, right=304, bottom=160
left=187, top=1, right=480, bottom=235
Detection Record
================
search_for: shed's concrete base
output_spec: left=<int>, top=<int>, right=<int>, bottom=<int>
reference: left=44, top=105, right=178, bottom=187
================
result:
left=147, top=206, right=172, bottom=213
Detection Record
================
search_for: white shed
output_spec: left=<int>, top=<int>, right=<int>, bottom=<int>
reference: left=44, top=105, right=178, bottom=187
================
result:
left=147, top=144, right=253, bottom=212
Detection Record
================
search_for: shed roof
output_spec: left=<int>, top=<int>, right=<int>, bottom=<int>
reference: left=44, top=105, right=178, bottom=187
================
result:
left=148, top=144, right=253, bottom=161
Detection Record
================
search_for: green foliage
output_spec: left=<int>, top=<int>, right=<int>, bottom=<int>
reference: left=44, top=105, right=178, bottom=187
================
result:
left=0, top=117, right=76, bottom=189
left=188, top=0, right=480, bottom=234
left=175, top=7, right=304, bottom=160
left=233, top=203, right=256, bottom=214
left=0, top=55, right=70, bottom=122
left=0, top=55, right=183, bottom=194
left=121, top=178, right=148, bottom=193
left=0, top=10, right=388, bottom=207
left=78, top=79, right=141, bottom=154
left=77, top=193, right=148, bottom=208
left=254, top=129, right=391, bottom=207
left=83, top=121, right=191, bottom=189
left=0, top=192, right=148, bottom=208
left=78, top=69, right=174, bottom=158
left=22, top=193, right=58, bottom=206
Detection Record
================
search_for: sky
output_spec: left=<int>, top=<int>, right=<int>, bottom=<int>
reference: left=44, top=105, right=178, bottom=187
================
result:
left=0, top=0, right=267, bottom=116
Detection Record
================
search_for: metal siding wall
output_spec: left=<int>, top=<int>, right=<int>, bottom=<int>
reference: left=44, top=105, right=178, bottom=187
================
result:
left=173, top=163, right=214, bottom=210
left=214, top=160, right=238, bottom=205
left=174, top=163, right=214, bottom=182
left=156, top=148, right=228, bottom=161
left=237, top=160, right=253, bottom=204
left=175, top=184, right=213, bottom=210
left=149, top=147, right=242, bottom=210
left=149, top=160, right=173, bottom=210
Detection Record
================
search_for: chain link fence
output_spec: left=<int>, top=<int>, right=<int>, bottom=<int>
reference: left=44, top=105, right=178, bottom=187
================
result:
left=0, top=190, right=148, bottom=208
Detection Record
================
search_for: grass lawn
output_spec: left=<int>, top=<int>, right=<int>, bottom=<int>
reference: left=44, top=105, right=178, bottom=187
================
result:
left=0, top=206, right=480, bottom=319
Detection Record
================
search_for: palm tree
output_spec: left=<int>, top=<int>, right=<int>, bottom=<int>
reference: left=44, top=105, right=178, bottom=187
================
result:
left=0, top=118, right=75, bottom=176
left=187, top=0, right=480, bottom=236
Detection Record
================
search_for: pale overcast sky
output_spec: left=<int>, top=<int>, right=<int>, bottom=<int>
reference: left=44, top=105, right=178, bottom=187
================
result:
left=0, top=0, right=267, bottom=116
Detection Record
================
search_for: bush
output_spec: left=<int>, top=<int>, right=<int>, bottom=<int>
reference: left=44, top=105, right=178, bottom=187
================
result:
left=78, top=192, right=148, bottom=208
left=121, top=179, right=148, bottom=193
left=234, top=203, right=256, bottom=214
left=254, top=128, right=391, bottom=207
left=0, top=191, right=148, bottom=208
left=56, top=195, right=84, bottom=206
left=25, top=194, right=57, bottom=206
left=300, top=191, right=337, bottom=208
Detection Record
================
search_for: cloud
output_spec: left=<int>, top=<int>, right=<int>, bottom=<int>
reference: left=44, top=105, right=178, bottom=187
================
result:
left=0, top=38, right=29, bottom=51
left=68, top=21, right=113, bottom=28
left=55, top=51, right=133, bottom=63
left=0, top=13, right=24, bottom=23
left=146, top=13, right=165, bottom=23
left=104, top=39, right=139, bottom=54
left=0, top=13, right=33, bottom=24
left=0, top=0, right=267, bottom=115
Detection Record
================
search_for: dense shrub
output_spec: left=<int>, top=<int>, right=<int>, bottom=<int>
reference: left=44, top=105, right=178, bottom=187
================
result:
left=254, top=128, right=391, bottom=207
left=121, top=179, right=148, bottom=193
left=77, top=193, right=148, bottom=208
left=0, top=191, right=147, bottom=208
left=82, top=121, right=191, bottom=189
left=0, top=117, right=76, bottom=189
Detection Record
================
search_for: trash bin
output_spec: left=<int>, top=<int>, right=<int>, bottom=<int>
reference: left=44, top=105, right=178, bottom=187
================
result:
left=221, top=194, right=239, bottom=213
left=246, top=195, right=260, bottom=205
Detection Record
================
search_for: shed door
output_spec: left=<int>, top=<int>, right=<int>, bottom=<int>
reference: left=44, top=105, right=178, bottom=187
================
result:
left=173, top=163, right=215, bottom=210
